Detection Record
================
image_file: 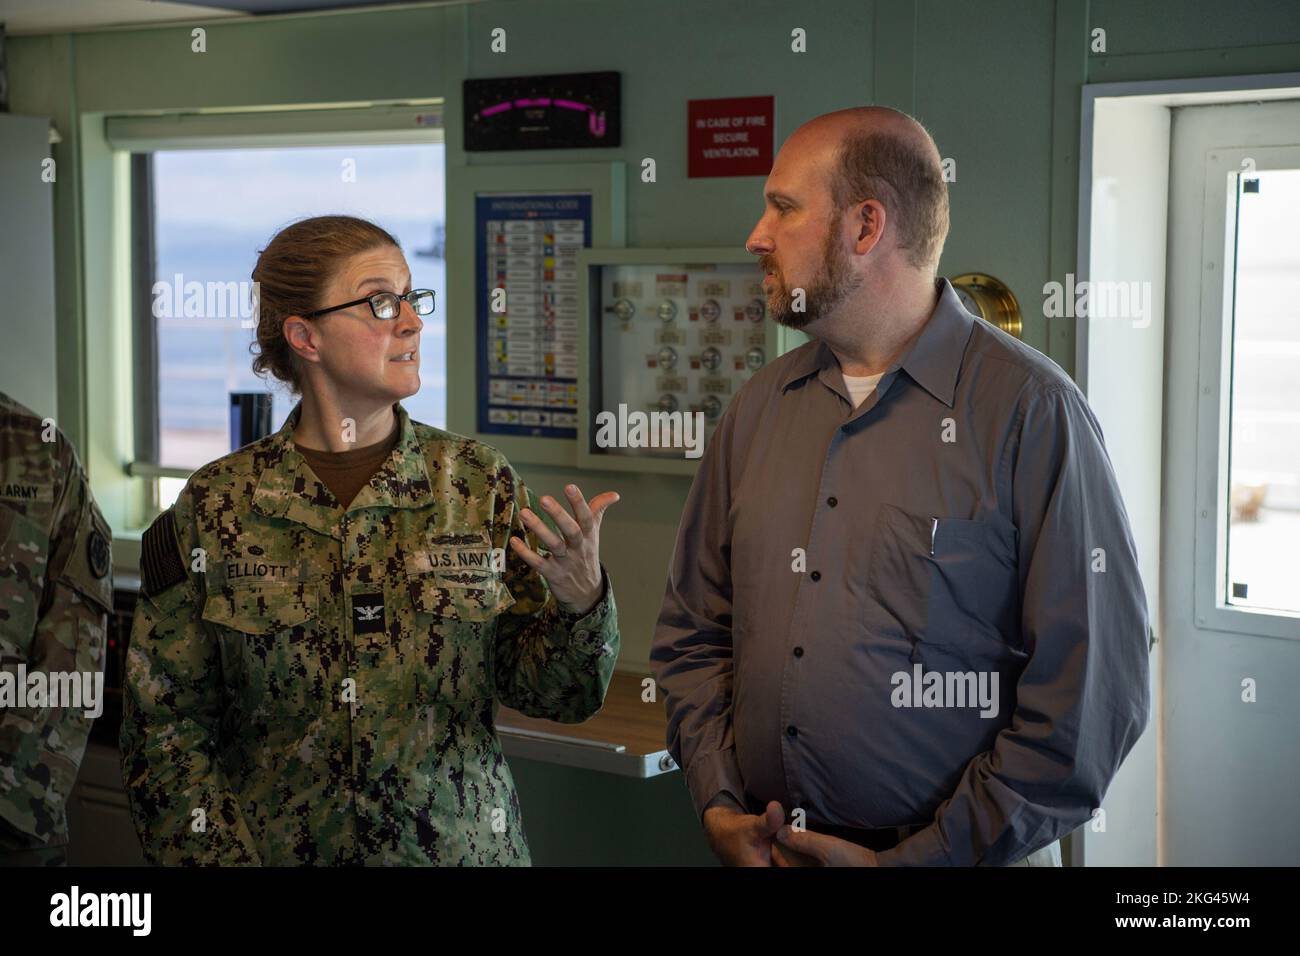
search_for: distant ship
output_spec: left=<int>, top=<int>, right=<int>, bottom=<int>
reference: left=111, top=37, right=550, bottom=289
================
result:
left=415, top=222, right=445, bottom=259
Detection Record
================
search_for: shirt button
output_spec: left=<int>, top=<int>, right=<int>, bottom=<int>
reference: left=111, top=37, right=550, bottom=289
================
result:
left=786, top=725, right=798, bottom=737
left=827, top=497, right=838, bottom=507
left=793, top=646, right=804, bottom=657
left=810, top=571, right=821, bottom=581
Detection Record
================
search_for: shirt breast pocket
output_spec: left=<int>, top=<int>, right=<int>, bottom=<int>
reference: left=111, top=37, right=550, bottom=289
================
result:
left=866, top=504, right=1024, bottom=668
left=202, top=581, right=322, bottom=717
left=404, top=565, right=514, bottom=704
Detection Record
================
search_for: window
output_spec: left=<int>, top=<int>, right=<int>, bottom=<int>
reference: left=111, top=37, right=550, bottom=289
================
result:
left=133, top=140, right=445, bottom=507
left=1224, top=167, right=1300, bottom=615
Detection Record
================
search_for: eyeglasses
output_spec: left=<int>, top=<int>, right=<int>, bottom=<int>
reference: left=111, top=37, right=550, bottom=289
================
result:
left=304, top=289, right=436, bottom=321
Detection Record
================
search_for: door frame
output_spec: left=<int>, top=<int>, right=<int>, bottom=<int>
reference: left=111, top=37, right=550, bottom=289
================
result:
left=1075, top=71, right=1300, bottom=867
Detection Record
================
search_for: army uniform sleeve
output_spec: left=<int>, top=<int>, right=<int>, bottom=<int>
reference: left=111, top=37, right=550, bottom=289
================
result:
left=490, top=463, right=619, bottom=723
left=119, top=500, right=261, bottom=865
left=0, top=447, right=111, bottom=848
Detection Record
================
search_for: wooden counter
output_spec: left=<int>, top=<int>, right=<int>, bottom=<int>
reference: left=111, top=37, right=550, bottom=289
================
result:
left=496, top=671, right=677, bottom=778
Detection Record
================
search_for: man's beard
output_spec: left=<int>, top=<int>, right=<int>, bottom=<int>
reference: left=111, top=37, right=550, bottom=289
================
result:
left=766, top=215, right=861, bottom=330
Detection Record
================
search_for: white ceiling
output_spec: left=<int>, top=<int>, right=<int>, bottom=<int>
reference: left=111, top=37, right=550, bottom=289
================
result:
left=0, top=0, right=248, bottom=36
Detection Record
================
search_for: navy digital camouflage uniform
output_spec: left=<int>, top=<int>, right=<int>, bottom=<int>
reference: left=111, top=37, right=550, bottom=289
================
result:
left=0, top=391, right=113, bottom=866
left=121, top=403, right=619, bottom=865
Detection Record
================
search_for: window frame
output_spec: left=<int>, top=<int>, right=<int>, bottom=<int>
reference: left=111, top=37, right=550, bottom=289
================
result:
left=1193, top=144, right=1300, bottom=641
left=130, top=153, right=160, bottom=503
left=111, top=102, right=445, bottom=494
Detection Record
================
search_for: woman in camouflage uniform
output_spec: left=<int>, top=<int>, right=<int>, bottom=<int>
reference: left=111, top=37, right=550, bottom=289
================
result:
left=121, top=216, right=620, bottom=865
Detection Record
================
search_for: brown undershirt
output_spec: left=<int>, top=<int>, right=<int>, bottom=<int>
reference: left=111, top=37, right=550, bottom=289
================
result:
left=295, top=420, right=400, bottom=510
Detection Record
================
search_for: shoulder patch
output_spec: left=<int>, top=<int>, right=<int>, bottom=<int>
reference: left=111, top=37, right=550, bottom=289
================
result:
left=87, top=528, right=111, bottom=579
left=141, top=509, right=187, bottom=597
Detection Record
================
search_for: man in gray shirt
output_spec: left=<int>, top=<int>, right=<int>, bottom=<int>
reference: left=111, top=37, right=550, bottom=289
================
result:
left=651, top=107, right=1151, bottom=867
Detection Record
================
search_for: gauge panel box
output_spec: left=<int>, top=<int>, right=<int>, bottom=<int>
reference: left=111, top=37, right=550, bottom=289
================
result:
left=577, top=248, right=807, bottom=474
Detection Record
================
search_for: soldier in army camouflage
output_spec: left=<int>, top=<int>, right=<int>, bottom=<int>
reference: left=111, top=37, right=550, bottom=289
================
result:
left=1, top=391, right=113, bottom=866
left=121, top=215, right=621, bottom=865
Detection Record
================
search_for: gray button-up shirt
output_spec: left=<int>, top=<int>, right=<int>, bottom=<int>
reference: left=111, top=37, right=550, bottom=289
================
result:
left=651, top=278, right=1151, bottom=866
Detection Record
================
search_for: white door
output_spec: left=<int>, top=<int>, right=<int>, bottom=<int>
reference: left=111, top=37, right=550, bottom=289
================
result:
left=1162, top=100, right=1300, bottom=865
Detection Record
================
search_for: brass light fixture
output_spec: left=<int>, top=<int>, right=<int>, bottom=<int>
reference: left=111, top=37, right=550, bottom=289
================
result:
left=950, top=273, right=1022, bottom=339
